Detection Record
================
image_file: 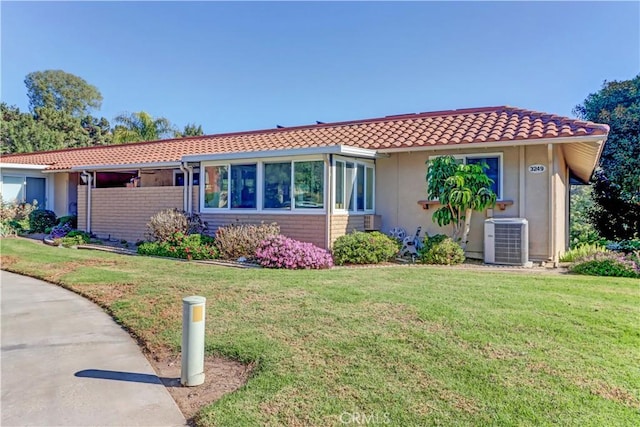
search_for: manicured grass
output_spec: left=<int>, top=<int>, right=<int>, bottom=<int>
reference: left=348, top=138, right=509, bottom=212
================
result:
left=1, top=238, right=639, bottom=426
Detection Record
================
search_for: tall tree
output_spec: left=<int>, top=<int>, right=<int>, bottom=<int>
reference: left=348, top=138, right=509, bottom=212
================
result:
left=25, top=70, right=103, bottom=116
left=425, top=155, right=497, bottom=249
left=574, top=75, right=640, bottom=240
left=1, top=103, right=112, bottom=154
left=112, top=111, right=176, bottom=143
left=180, top=123, right=204, bottom=137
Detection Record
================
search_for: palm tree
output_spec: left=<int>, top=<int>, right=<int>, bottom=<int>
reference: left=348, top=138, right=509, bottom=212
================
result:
left=112, top=111, right=177, bottom=143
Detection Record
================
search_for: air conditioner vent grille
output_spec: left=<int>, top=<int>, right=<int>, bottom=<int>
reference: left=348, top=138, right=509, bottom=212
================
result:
left=484, top=218, right=529, bottom=266
left=494, top=223, right=523, bottom=264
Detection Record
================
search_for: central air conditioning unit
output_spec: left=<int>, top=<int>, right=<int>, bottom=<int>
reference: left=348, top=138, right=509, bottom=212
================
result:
left=484, top=218, right=531, bottom=266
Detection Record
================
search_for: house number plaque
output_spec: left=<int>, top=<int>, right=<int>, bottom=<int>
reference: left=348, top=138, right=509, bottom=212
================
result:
left=528, top=164, right=546, bottom=174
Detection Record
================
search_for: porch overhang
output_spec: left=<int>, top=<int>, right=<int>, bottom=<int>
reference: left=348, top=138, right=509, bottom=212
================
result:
left=0, top=163, right=49, bottom=170
left=70, top=161, right=182, bottom=172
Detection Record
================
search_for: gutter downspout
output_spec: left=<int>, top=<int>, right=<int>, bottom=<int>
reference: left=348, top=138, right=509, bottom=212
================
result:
left=519, top=146, right=526, bottom=218
left=186, top=164, right=195, bottom=215
left=325, top=154, right=332, bottom=250
left=81, top=171, right=92, bottom=234
left=547, top=144, right=555, bottom=264
left=180, top=163, right=188, bottom=212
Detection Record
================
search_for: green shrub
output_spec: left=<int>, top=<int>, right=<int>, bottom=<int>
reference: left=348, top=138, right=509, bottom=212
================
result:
left=0, top=201, right=36, bottom=223
left=1, top=221, right=17, bottom=237
left=146, top=209, right=208, bottom=242
left=215, top=222, right=280, bottom=260
left=137, top=232, right=219, bottom=260
left=8, top=219, right=28, bottom=234
left=332, top=231, right=399, bottom=265
left=66, top=230, right=91, bottom=242
left=28, top=209, right=57, bottom=233
left=419, top=236, right=465, bottom=265
left=560, top=243, right=608, bottom=262
left=421, top=234, right=448, bottom=253
left=57, top=215, right=77, bottom=228
left=569, top=252, right=639, bottom=278
left=607, top=239, right=640, bottom=254
left=59, top=232, right=91, bottom=247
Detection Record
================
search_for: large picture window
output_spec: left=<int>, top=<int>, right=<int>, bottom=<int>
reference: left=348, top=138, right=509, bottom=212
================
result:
left=201, top=159, right=325, bottom=212
left=334, top=160, right=374, bottom=212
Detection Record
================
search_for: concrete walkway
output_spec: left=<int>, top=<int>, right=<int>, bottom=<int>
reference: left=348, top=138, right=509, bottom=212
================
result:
left=1, top=270, right=186, bottom=427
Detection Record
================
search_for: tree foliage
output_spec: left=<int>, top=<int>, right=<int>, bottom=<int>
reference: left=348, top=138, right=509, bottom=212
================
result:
left=1, top=103, right=112, bottom=154
left=574, top=74, right=640, bottom=240
left=3, top=69, right=204, bottom=154
left=425, top=156, right=497, bottom=248
left=180, top=123, right=204, bottom=137
left=113, top=111, right=177, bottom=143
left=569, top=186, right=602, bottom=247
left=25, top=70, right=103, bottom=116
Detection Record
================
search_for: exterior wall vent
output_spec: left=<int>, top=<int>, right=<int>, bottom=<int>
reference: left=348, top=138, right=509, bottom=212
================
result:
left=363, top=215, right=382, bottom=231
left=484, top=218, right=531, bottom=266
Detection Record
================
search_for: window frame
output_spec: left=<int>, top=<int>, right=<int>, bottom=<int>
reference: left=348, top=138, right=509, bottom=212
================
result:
left=173, top=169, right=201, bottom=187
left=332, top=156, right=375, bottom=214
left=199, top=156, right=327, bottom=214
left=427, top=152, right=503, bottom=200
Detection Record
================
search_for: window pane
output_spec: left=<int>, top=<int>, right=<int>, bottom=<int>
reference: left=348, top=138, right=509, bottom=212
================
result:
left=230, top=164, right=257, bottom=209
left=264, top=162, right=291, bottom=209
left=335, top=161, right=345, bottom=209
left=176, top=171, right=200, bottom=186
left=1, top=176, right=24, bottom=204
left=204, top=165, right=228, bottom=208
left=294, top=161, right=324, bottom=209
left=345, top=162, right=355, bottom=211
left=467, top=157, right=500, bottom=196
left=26, top=177, right=46, bottom=208
left=356, top=164, right=365, bottom=211
left=365, top=167, right=374, bottom=210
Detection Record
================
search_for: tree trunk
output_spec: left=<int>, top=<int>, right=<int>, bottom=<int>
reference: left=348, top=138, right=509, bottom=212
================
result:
left=460, top=208, right=473, bottom=250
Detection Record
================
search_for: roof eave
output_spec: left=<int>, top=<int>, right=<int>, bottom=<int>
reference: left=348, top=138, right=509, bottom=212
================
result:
left=70, top=161, right=182, bottom=172
left=0, top=163, right=49, bottom=170
left=182, top=145, right=380, bottom=162
left=375, top=134, right=606, bottom=153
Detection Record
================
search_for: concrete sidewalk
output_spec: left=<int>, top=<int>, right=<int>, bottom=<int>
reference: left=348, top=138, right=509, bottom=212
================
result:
left=1, top=270, right=186, bottom=427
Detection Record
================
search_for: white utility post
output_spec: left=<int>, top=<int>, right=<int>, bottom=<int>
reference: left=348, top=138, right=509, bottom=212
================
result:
left=181, top=296, right=206, bottom=386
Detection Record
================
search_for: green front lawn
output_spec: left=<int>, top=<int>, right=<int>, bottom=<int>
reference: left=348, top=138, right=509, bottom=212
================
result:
left=1, top=238, right=638, bottom=426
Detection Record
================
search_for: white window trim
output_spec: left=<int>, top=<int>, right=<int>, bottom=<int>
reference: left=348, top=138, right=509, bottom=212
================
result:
left=427, top=153, right=503, bottom=200
left=173, top=168, right=200, bottom=186
left=332, top=156, right=375, bottom=214
left=199, top=156, right=327, bottom=215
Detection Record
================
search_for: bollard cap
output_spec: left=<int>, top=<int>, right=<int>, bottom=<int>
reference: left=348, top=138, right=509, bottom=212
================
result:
left=183, top=295, right=206, bottom=305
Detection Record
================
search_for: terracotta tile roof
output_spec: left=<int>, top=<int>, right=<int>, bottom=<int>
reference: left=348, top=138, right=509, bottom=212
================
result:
left=0, top=106, right=608, bottom=171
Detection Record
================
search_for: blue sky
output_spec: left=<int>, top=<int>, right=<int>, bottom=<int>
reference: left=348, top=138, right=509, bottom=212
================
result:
left=1, top=1, right=638, bottom=135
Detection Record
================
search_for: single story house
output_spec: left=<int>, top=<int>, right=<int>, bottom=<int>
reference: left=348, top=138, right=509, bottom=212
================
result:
left=0, top=106, right=608, bottom=263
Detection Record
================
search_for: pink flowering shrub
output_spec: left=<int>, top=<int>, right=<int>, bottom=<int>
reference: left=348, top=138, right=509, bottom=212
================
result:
left=255, top=235, right=333, bottom=269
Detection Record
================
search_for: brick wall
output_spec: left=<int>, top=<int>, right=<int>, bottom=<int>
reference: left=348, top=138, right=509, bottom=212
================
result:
left=329, top=215, right=365, bottom=245
left=199, top=212, right=327, bottom=249
left=78, top=186, right=183, bottom=242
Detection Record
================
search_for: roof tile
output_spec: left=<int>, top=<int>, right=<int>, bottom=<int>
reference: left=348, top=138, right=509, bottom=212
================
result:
left=1, top=106, right=609, bottom=170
